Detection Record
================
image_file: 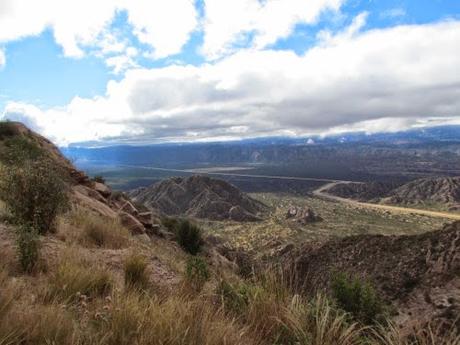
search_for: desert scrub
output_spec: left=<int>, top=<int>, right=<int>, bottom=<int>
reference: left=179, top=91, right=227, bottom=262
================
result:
left=95, top=292, right=255, bottom=345
left=124, top=254, right=149, bottom=290
left=16, top=224, right=40, bottom=273
left=185, top=256, right=210, bottom=291
left=0, top=135, right=44, bottom=166
left=216, top=280, right=252, bottom=315
left=0, top=269, right=23, bottom=344
left=70, top=209, right=130, bottom=249
left=21, top=304, right=80, bottom=345
left=331, top=272, right=385, bottom=325
left=0, top=159, right=69, bottom=234
left=279, top=294, right=362, bottom=345
left=161, top=216, right=180, bottom=232
left=46, top=260, right=112, bottom=303
left=175, top=219, right=203, bottom=255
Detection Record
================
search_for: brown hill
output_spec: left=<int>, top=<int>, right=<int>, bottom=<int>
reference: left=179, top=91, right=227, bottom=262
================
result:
left=326, top=181, right=401, bottom=202
left=289, top=221, right=460, bottom=331
left=382, top=176, right=460, bottom=209
left=129, top=175, right=268, bottom=221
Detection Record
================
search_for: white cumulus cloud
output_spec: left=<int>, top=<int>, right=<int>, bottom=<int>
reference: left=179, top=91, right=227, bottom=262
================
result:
left=0, top=0, right=198, bottom=60
left=0, top=48, right=5, bottom=68
left=2, top=19, right=460, bottom=145
left=201, top=0, right=344, bottom=59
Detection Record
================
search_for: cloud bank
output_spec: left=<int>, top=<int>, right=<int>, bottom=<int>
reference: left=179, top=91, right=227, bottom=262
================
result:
left=2, top=18, right=460, bottom=145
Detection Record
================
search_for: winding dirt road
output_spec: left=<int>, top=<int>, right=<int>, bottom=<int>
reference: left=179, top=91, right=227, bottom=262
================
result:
left=313, top=182, right=460, bottom=221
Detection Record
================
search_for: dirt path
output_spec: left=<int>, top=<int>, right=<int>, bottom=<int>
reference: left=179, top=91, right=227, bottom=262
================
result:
left=313, top=182, right=460, bottom=221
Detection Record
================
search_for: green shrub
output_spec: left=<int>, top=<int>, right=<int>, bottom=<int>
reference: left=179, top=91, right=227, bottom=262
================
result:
left=0, top=136, right=44, bottom=166
left=176, top=220, right=203, bottom=255
left=331, top=272, right=385, bottom=325
left=185, top=257, right=210, bottom=291
left=161, top=216, right=179, bottom=232
left=93, top=175, right=105, bottom=184
left=216, top=280, right=251, bottom=315
left=0, top=159, right=69, bottom=234
left=16, top=224, right=40, bottom=273
left=124, top=254, right=149, bottom=290
left=0, top=121, right=17, bottom=140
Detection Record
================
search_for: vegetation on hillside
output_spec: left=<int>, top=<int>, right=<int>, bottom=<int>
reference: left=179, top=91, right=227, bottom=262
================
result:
left=0, top=122, right=458, bottom=344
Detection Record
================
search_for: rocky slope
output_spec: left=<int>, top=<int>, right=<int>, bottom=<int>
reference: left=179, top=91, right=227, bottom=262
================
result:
left=327, top=177, right=460, bottom=210
left=326, top=181, right=402, bottom=202
left=382, top=176, right=460, bottom=210
left=0, top=121, right=160, bottom=236
left=129, top=175, right=268, bottom=221
left=289, top=221, right=460, bottom=331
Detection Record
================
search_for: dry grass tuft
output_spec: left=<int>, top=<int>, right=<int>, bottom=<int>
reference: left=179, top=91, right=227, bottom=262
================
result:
left=68, top=209, right=130, bottom=249
left=94, top=291, right=257, bottom=345
left=45, top=257, right=113, bottom=303
left=124, top=254, right=149, bottom=291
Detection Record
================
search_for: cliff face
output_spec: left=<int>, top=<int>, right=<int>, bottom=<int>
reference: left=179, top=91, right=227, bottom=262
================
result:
left=130, top=175, right=268, bottom=221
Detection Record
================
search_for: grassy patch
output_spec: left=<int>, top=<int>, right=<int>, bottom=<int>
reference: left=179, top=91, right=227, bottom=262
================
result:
left=70, top=209, right=130, bottom=249
left=124, top=254, right=149, bottom=291
left=46, top=259, right=112, bottom=303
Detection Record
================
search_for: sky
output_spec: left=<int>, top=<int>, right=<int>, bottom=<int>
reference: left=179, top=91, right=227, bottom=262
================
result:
left=0, top=0, right=459, bottom=146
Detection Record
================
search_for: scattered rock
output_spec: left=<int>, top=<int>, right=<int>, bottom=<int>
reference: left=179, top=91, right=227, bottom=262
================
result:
left=118, top=211, right=145, bottom=235
left=93, top=182, right=111, bottom=198
left=286, top=206, right=322, bottom=224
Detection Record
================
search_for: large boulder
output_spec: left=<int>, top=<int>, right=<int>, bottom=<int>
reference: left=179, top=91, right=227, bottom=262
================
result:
left=93, top=182, right=111, bottom=198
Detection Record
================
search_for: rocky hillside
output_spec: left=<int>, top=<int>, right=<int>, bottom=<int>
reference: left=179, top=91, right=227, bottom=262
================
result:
left=326, top=177, right=460, bottom=210
left=289, top=221, right=460, bottom=330
left=0, top=121, right=160, bottom=236
left=326, top=181, right=402, bottom=202
left=382, top=176, right=460, bottom=210
left=130, top=175, right=268, bottom=221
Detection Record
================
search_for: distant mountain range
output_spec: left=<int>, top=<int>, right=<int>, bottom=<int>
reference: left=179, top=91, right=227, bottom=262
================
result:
left=62, top=125, right=460, bottom=183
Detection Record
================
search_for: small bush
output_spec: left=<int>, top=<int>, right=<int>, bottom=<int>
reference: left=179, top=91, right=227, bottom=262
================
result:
left=16, top=224, right=40, bottom=273
left=124, top=254, right=149, bottom=290
left=161, top=216, right=179, bottom=232
left=176, top=220, right=203, bottom=255
left=0, top=136, right=44, bottom=166
left=185, top=257, right=210, bottom=291
left=216, top=280, right=251, bottom=315
left=331, top=272, right=385, bottom=325
left=93, top=175, right=105, bottom=183
left=0, top=121, right=17, bottom=140
left=47, top=260, right=112, bottom=302
left=0, top=159, right=69, bottom=234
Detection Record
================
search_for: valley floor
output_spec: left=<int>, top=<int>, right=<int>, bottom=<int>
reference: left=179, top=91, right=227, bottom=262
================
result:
left=199, top=191, right=449, bottom=255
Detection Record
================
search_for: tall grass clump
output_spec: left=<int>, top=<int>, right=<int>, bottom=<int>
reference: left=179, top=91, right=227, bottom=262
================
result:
left=124, top=254, right=149, bottom=290
left=175, top=219, right=203, bottom=255
left=185, top=256, right=210, bottom=292
left=0, top=269, right=23, bottom=344
left=331, top=272, right=385, bottom=325
left=70, top=210, right=130, bottom=249
left=46, top=259, right=112, bottom=303
left=16, top=224, right=40, bottom=273
left=95, top=292, right=256, bottom=345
